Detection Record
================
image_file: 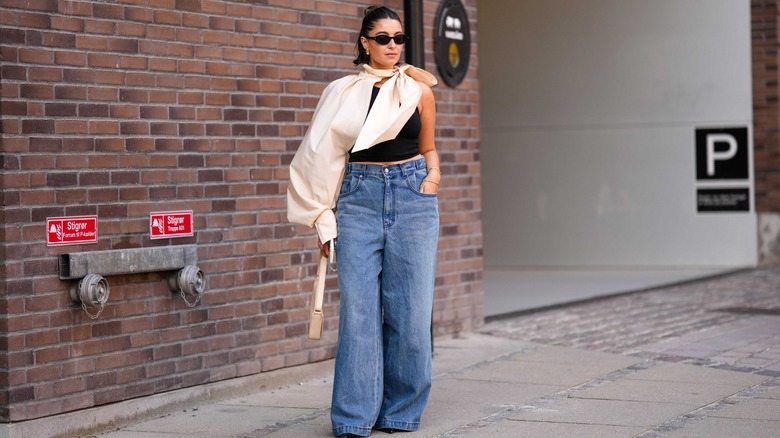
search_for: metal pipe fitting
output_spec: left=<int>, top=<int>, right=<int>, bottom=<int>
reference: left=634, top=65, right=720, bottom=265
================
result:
left=167, top=265, right=204, bottom=307
left=70, top=274, right=110, bottom=319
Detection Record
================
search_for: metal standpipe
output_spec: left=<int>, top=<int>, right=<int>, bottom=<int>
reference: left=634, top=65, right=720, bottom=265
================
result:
left=166, top=264, right=205, bottom=308
left=59, top=245, right=204, bottom=317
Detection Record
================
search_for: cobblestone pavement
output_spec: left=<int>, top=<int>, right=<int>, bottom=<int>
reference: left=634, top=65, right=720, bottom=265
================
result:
left=481, top=268, right=780, bottom=376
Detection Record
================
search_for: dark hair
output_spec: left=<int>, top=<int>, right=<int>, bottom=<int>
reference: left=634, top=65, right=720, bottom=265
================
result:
left=353, top=6, right=402, bottom=66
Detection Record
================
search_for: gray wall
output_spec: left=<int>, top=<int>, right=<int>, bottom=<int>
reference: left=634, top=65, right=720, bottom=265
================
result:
left=479, top=0, right=756, bottom=269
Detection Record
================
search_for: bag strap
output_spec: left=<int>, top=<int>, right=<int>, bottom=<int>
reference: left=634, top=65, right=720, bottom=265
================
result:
left=313, top=252, right=328, bottom=312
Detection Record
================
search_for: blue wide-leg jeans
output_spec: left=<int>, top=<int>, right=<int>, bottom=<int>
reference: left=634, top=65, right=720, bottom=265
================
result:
left=331, top=158, right=439, bottom=437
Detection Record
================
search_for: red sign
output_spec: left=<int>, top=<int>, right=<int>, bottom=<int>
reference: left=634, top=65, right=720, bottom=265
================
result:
left=150, top=211, right=193, bottom=239
left=47, top=215, right=98, bottom=246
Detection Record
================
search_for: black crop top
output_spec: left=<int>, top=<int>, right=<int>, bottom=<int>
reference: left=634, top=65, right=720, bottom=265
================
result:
left=349, top=86, right=421, bottom=162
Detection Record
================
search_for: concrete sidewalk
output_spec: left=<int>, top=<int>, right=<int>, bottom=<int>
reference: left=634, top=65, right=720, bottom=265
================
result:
left=90, top=333, right=779, bottom=437
left=52, top=268, right=780, bottom=437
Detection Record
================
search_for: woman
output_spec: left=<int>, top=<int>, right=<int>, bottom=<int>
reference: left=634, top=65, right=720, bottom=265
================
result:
left=287, top=6, right=440, bottom=437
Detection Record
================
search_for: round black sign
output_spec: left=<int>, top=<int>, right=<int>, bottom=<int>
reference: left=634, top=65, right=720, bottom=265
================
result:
left=433, top=0, right=471, bottom=87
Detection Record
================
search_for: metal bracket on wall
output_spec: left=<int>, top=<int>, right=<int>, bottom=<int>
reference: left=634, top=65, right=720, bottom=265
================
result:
left=58, top=245, right=198, bottom=280
left=59, top=246, right=202, bottom=317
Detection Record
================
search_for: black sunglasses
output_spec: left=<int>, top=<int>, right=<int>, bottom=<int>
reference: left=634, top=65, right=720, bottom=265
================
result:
left=365, top=34, right=409, bottom=45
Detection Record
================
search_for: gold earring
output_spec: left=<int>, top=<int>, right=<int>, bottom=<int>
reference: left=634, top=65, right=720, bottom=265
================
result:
left=366, top=48, right=370, bottom=55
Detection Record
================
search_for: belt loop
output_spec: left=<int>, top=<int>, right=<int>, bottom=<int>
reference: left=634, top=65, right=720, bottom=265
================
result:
left=402, top=161, right=413, bottom=177
left=408, top=158, right=419, bottom=173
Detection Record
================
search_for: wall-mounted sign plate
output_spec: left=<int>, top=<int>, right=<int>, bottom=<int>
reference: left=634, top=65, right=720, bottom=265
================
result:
left=694, top=126, right=751, bottom=213
left=697, top=188, right=750, bottom=212
left=695, top=127, right=749, bottom=180
left=434, top=0, right=471, bottom=87
left=47, top=215, right=98, bottom=246
left=150, top=211, right=194, bottom=239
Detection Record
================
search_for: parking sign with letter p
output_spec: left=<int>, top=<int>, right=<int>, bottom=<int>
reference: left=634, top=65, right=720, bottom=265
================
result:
left=695, top=127, right=749, bottom=180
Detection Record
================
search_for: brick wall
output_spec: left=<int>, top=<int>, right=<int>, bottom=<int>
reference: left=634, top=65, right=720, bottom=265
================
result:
left=0, top=0, right=483, bottom=422
left=752, top=1, right=780, bottom=265
left=752, top=0, right=780, bottom=213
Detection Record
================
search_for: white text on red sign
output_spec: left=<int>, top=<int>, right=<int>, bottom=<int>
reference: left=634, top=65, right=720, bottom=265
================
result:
left=150, top=211, right=193, bottom=239
left=46, top=216, right=98, bottom=246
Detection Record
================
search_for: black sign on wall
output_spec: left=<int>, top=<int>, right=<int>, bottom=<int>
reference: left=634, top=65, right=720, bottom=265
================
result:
left=694, top=126, right=751, bottom=213
left=697, top=188, right=751, bottom=212
left=695, top=127, right=749, bottom=180
left=433, top=0, right=471, bottom=87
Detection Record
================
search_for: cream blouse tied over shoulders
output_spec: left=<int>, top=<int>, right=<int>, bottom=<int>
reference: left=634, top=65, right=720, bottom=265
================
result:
left=287, top=64, right=438, bottom=244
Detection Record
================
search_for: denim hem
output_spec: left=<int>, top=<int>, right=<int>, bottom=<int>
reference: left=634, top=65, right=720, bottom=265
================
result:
left=374, top=420, right=421, bottom=431
left=333, top=425, right=372, bottom=437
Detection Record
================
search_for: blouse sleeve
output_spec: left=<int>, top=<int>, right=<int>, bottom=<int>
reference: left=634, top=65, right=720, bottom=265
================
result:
left=286, top=78, right=352, bottom=244
left=286, top=67, right=429, bottom=243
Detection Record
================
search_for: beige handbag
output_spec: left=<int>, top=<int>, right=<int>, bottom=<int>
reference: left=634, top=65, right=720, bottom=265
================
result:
left=308, top=251, right=328, bottom=340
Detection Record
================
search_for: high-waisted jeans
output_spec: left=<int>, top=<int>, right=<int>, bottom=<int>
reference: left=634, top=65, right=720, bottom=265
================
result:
left=331, top=158, right=439, bottom=437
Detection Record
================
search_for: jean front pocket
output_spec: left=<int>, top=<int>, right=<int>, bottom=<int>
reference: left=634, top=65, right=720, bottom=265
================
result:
left=339, top=172, right=363, bottom=198
left=405, top=168, right=437, bottom=198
